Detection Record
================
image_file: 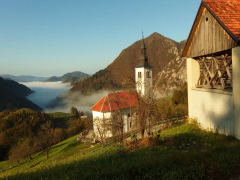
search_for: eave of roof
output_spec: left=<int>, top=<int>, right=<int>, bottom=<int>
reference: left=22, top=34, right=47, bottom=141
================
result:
left=135, top=61, right=153, bottom=69
left=182, top=0, right=240, bottom=57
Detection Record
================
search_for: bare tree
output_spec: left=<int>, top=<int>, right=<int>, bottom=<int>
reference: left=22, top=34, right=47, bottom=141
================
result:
left=94, top=117, right=112, bottom=147
left=34, top=121, right=55, bottom=159
left=125, top=76, right=159, bottom=139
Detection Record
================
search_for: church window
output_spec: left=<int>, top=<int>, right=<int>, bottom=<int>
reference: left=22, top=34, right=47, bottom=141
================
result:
left=138, top=72, right=142, bottom=78
left=130, top=122, right=132, bottom=128
left=147, top=71, right=151, bottom=78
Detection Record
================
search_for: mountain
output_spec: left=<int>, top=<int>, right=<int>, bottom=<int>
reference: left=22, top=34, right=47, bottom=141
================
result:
left=0, top=77, right=42, bottom=111
left=70, top=32, right=187, bottom=95
left=154, top=40, right=187, bottom=96
left=45, top=71, right=89, bottom=82
left=0, top=74, right=49, bottom=82
left=62, top=77, right=82, bottom=85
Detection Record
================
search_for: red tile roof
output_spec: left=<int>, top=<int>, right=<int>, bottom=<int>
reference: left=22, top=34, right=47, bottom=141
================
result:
left=90, top=91, right=139, bottom=112
left=203, top=0, right=240, bottom=41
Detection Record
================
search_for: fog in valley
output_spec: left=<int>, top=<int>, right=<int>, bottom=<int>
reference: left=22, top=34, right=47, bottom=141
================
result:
left=46, top=91, right=110, bottom=113
left=20, top=81, right=71, bottom=110
left=21, top=81, right=109, bottom=114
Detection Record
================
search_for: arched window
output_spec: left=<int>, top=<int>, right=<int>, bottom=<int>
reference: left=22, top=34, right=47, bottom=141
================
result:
left=138, top=72, right=142, bottom=78
left=147, top=71, right=151, bottom=78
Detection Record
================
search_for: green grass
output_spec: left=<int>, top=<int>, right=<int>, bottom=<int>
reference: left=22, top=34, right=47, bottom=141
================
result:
left=1, top=123, right=240, bottom=180
left=49, top=112, right=79, bottom=129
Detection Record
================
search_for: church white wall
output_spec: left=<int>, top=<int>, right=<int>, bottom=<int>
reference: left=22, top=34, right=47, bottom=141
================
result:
left=92, top=109, right=138, bottom=138
left=92, top=111, right=112, bottom=137
left=144, top=67, right=153, bottom=95
left=135, top=67, right=145, bottom=95
left=135, top=67, right=152, bottom=96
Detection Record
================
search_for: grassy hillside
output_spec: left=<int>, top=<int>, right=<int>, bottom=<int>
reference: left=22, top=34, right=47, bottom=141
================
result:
left=1, top=123, right=240, bottom=180
left=2, top=108, right=38, bottom=120
left=49, top=112, right=79, bottom=129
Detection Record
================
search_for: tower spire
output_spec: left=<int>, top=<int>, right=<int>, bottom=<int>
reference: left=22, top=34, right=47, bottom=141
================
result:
left=135, top=32, right=153, bottom=96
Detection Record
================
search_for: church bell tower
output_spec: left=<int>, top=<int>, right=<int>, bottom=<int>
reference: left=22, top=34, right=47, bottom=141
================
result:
left=135, top=32, right=153, bottom=96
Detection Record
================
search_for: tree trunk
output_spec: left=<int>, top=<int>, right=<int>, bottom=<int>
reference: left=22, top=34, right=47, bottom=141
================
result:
left=17, top=159, right=20, bottom=166
left=141, top=129, right=145, bottom=139
left=121, top=125, right=124, bottom=142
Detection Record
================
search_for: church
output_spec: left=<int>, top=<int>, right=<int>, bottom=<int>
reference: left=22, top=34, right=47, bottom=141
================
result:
left=90, top=35, right=153, bottom=138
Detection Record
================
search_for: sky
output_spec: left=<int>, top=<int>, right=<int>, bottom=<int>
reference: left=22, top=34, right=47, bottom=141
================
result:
left=0, top=0, right=201, bottom=77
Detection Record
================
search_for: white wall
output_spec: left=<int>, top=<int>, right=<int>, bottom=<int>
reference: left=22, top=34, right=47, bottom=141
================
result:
left=92, top=108, right=138, bottom=138
left=187, top=54, right=236, bottom=137
left=187, top=58, right=200, bottom=117
left=92, top=111, right=112, bottom=137
left=135, top=67, right=152, bottom=96
left=233, top=46, right=240, bottom=139
left=190, top=89, right=234, bottom=136
left=135, top=67, right=145, bottom=95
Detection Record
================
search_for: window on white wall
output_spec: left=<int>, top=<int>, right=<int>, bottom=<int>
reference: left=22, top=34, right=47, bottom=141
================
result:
left=138, top=72, right=142, bottom=78
left=147, top=71, right=151, bottom=78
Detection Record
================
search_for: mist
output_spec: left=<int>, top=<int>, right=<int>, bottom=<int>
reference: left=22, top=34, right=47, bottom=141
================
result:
left=20, top=81, right=71, bottom=110
left=20, top=81, right=110, bottom=114
left=46, top=91, right=110, bottom=113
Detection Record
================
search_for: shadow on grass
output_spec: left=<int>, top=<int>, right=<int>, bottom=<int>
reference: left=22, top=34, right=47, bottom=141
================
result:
left=5, top=130, right=240, bottom=180
left=51, top=117, right=70, bottom=129
left=52, top=142, right=69, bottom=149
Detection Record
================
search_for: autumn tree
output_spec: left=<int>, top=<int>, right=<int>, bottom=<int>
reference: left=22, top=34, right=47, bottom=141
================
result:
left=34, top=121, right=55, bottom=159
left=8, top=138, right=34, bottom=165
left=70, top=107, right=79, bottom=117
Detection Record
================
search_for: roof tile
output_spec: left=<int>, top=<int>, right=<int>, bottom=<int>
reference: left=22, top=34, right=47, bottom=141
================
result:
left=90, top=91, right=139, bottom=112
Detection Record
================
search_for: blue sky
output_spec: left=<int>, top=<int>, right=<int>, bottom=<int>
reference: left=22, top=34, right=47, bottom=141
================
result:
left=0, top=0, right=201, bottom=77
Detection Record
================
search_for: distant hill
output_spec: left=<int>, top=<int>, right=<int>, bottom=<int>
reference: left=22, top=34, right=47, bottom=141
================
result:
left=0, top=77, right=42, bottom=111
left=0, top=74, right=49, bottom=82
left=62, top=77, right=82, bottom=85
left=45, top=71, right=89, bottom=82
left=70, top=32, right=186, bottom=95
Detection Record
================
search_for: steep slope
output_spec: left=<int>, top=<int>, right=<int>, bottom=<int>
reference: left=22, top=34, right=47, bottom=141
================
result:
left=0, top=77, right=42, bottom=111
left=0, top=75, right=48, bottom=82
left=154, top=40, right=187, bottom=96
left=45, top=71, right=89, bottom=82
left=71, top=32, right=186, bottom=95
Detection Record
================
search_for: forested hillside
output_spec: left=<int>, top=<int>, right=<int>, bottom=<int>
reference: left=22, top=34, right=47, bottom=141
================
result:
left=0, top=77, right=42, bottom=111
